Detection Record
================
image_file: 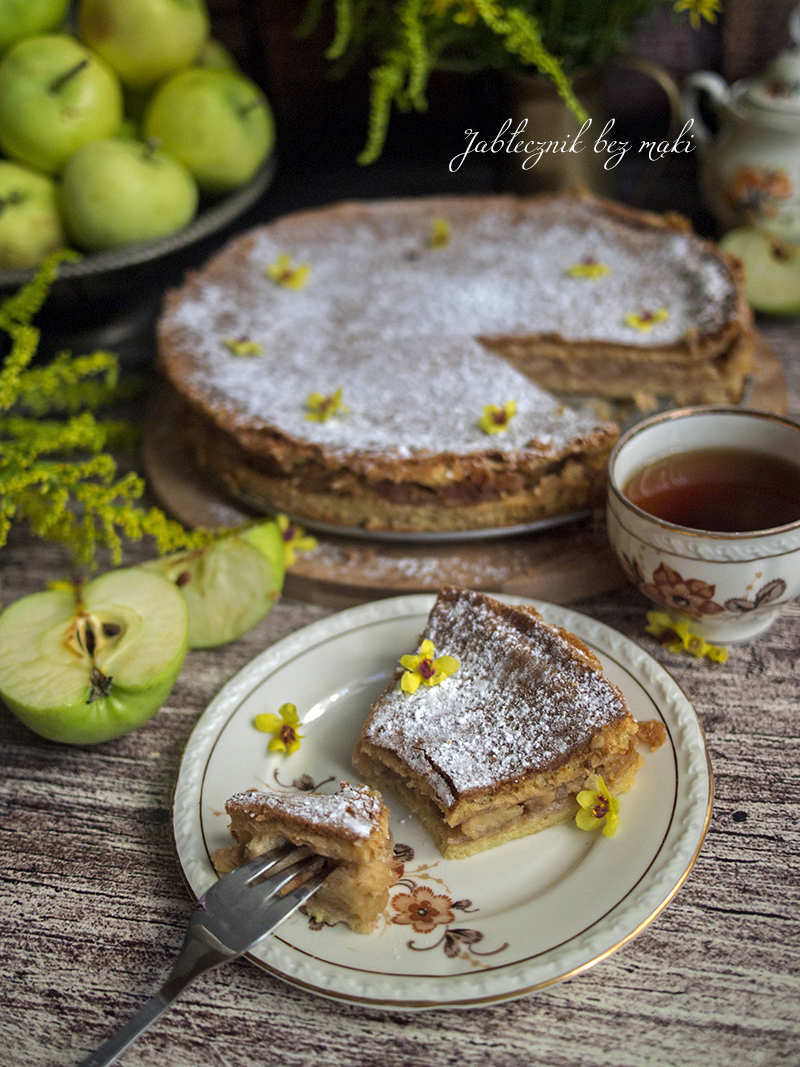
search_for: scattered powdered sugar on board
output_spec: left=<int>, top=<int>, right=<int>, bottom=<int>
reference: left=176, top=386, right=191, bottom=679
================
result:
left=363, top=588, right=628, bottom=806
left=227, top=782, right=382, bottom=840
left=303, top=539, right=537, bottom=590
left=163, top=197, right=735, bottom=460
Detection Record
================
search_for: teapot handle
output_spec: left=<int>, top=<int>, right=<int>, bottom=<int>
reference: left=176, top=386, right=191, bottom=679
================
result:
left=682, top=71, right=731, bottom=144
left=618, top=57, right=684, bottom=141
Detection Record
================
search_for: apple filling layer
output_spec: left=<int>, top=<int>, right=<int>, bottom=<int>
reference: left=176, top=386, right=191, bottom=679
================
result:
left=212, top=782, right=394, bottom=934
left=354, top=734, right=644, bottom=859
left=353, top=587, right=665, bottom=860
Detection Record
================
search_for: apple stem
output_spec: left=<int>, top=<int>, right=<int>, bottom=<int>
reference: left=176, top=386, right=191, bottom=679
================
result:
left=143, top=137, right=160, bottom=160
left=50, top=59, right=89, bottom=94
left=768, top=234, right=797, bottom=262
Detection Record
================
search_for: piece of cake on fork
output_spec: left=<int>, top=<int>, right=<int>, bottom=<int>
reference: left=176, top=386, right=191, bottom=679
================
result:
left=353, top=586, right=664, bottom=859
left=213, top=781, right=394, bottom=934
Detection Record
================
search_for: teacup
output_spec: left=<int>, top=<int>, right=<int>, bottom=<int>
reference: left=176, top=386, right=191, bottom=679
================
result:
left=606, top=406, right=800, bottom=644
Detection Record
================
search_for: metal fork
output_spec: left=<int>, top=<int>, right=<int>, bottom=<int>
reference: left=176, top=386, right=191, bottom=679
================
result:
left=76, top=846, right=329, bottom=1067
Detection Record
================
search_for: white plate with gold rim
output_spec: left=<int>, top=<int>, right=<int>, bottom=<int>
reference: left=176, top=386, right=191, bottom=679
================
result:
left=172, top=594, right=712, bottom=1010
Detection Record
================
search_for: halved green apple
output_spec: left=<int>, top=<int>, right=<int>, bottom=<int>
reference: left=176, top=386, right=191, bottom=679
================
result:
left=0, top=568, right=188, bottom=744
left=719, top=227, right=800, bottom=316
left=141, top=521, right=285, bottom=649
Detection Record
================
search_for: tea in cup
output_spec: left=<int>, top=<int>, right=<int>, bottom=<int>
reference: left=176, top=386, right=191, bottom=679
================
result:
left=607, top=406, right=800, bottom=644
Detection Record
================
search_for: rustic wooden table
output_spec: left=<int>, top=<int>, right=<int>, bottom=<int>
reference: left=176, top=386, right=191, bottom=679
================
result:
left=2, top=300, right=799, bottom=1064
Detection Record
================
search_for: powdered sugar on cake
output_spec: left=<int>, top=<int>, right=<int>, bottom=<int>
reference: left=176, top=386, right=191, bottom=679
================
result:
left=162, top=197, right=736, bottom=460
left=363, top=589, right=629, bottom=807
left=227, top=782, right=381, bottom=840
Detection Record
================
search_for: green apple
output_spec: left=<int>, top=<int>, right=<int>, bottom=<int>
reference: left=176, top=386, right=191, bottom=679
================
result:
left=0, top=34, right=123, bottom=175
left=0, top=160, right=65, bottom=268
left=0, top=0, right=70, bottom=54
left=141, top=521, right=285, bottom=649
left=720, top=226, right=800, bottom=316
left=0, top=568, right=188, bottom=744
left=79, top=0, right=210, bottom=91
left=59, top=137, right=198, bottom=252
left=143, top=67, right=274, bottom=194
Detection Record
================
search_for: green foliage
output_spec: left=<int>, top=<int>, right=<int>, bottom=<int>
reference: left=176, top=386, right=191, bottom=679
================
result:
left=0, top=254, right=212, bottom=570
left=300, top=0, right=671, bottom=163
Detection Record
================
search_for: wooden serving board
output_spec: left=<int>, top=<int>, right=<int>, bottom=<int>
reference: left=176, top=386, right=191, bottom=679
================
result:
left=142, top=335, right=787, bottom=609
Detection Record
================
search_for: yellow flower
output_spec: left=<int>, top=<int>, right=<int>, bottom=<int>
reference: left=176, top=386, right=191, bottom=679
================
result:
left=223, top=336, right=263, bottom=357
left=305, top=387, right=348, bottom=423
left=566, top=257, right=610, bottom=279
left=266, top=253, right=311, bottom=290
left=255, top=702, right=305, bottom=755
left=276, top=513, right=317, bottom=567
left=645, top=610, right=728, bottom=662
left=575, top=775, right=620, bottom=837
left=400, top=639, right=460, bottom=694
left=429, top=217, right=451, bottom=248
left=674, top=0, right=721, bottom=30
left=478, top=399, right=516, bottom=434
left=624, top=308, right=669, bottom=332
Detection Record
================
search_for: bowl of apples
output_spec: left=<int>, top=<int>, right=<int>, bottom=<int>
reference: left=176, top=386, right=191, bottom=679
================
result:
left=0, top=0, right=276, bottom=335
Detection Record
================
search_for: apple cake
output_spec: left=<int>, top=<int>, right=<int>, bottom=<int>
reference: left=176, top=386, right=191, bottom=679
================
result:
left=158, top=191, right=753, bottom=534
left=212, top=781, right=394, bottom=934
left=353, top=586, right=665, bottom=859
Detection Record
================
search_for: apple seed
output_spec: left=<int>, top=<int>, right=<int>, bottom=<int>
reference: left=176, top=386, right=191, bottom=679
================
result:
left=75, top=615, right=97, bottom=656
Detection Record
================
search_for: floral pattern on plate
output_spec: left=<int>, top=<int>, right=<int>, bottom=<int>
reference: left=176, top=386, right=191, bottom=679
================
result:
left=272, top=772, right=510, bottom=968
left=387, top=844, right=509, bottom=966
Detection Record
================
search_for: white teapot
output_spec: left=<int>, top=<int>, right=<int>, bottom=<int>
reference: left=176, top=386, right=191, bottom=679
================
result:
left=683, top=5, right=800, bottom=239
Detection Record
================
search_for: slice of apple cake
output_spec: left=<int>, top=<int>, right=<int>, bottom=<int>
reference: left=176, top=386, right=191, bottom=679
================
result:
left=213, top=781, right=394, bottom=934
left=353, top=586, right=663, bottom=859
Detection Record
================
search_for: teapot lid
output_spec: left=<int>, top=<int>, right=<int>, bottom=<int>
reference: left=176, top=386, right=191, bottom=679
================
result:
left=741, top=5, right=800, bottom=115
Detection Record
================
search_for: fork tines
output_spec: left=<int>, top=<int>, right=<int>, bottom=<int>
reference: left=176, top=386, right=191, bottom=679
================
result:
left=202, top=844, right=329, bottom=909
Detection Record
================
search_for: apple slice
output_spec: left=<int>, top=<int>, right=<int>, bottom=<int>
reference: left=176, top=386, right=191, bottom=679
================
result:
left=0, top=568, right=188, bottom=744
left=141, top=522, right=285, bottom=649
left=719, top=227, right=800, bottom=316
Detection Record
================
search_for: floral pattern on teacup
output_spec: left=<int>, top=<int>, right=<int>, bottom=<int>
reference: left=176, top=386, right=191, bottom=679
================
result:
left=618, top=557, right=789, bottom=620
left=640, top=563, right=725, bottom=616
left=724, top=579, right=787, bottom=614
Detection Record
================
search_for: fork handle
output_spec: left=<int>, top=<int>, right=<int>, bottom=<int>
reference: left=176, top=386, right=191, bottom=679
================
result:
left=75, top=926, right=230, bottom=1067
left=75, top=990, right=175, bottom=1067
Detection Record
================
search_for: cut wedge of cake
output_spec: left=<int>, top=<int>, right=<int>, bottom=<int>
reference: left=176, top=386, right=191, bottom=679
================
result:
left=353, top=587, right=664, bottom=859
left=212, top=781, right=394, bottom=934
